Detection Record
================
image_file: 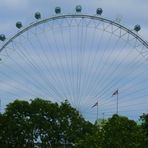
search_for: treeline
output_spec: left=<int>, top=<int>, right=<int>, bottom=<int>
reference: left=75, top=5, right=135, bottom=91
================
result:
left=0, top=98, right=148, bottom=148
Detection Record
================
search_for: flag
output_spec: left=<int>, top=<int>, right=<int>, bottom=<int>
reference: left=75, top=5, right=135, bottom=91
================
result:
left=112, top=89, right=118, bottom=96
left=91, top=101, right=98, bottom=108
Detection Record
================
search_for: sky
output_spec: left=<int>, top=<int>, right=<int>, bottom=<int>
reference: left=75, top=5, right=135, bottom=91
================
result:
left=0, top=0, right=148, bottom=122
left=0, top=0, right=148, bottom=40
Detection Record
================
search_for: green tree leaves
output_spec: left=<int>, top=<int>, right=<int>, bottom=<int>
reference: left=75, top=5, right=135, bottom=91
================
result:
left=0, top=99, right=92, bottom=147
left=0, top=99, right=148, bottom=147
left=140, top=113, right=148, bottom=136
left=102, top=114, right=146, bottom=148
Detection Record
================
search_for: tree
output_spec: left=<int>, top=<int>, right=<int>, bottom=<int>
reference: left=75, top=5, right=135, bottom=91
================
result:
left=58, top=100, right=93, bottom=146
left=0, top=100, right=32, bottom=148
left=102, top=114, right=146, bottom=148
left=0, top=98, right=94, bottom=147
left=75, top=124, right=103, bottom=148
left=1, top=99, right=147, bottom=148
left=140, top=113, right=148, bottom=136
left=30, top=99, right=59, bottom=146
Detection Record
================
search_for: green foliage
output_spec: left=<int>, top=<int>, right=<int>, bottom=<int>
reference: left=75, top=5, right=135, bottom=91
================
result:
left=0, top=99, right=92, bottom=147
left=76, top=125, right=103, bottom=148
left=0, top=99, right=148, bottom=148
left=102, top=114, right=147, bottom=148
left=1, top=100, right=31, bottom=147
left=140, top=113, right=148, bottom=136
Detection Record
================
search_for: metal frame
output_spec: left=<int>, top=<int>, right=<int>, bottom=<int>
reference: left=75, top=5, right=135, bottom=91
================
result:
left=0, top=14, right=148, bottom=52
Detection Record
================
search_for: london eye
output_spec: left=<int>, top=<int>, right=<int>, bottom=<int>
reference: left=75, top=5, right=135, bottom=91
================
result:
left=0, top=6, right=148, bottom=121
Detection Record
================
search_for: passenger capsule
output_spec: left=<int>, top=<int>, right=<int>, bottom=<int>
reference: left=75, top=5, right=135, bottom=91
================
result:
left=134, top=24, right=141, bottom=32
left=16, top=22, right=23, bottom=29
left=0, top=34, right=6, bottom=41
left=76, top=5, right=82, bottom=13
left=35, top=12, right=41, bottom=19
left=96, top=8, right=103, bottom=15
left=55, top=7, right=61, bottom=14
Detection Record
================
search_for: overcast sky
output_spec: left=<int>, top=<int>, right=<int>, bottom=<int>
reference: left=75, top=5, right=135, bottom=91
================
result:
left=0, top=0, right=148, bottom=40
left=0, top=0, right=148, bottom=122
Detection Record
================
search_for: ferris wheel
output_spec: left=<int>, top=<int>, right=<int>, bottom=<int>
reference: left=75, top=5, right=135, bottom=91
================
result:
left=0, top=5, right=148, bottom=121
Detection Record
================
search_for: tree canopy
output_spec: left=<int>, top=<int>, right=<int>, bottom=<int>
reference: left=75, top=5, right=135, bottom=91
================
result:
left=0, top=98, right=148, bottom=148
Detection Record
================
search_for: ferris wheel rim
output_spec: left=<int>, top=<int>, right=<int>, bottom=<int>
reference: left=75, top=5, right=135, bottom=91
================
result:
left=0, top=13, right=148, bottom=119
left=0, top=14, right=148, bottom=53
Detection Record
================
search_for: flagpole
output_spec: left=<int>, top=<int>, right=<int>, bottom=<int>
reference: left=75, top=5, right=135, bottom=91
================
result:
left=117, top=93, right=118, bottom=115
left=102, top=112, right=105, bottom=123
left=97, top=103, right=98, bottom=120
left=0, top=99, right=1, bottom=113
left=91, top=101, right=98, bottom=121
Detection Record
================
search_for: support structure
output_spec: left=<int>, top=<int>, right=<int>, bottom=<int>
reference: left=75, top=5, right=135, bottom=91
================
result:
left=0, top=14, right=148, bottom=53
left=97, top=103, right=98, bottom=120
left=117, top=93, right=119, bottom=115
left=0, top=99, right=1, bottom=113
